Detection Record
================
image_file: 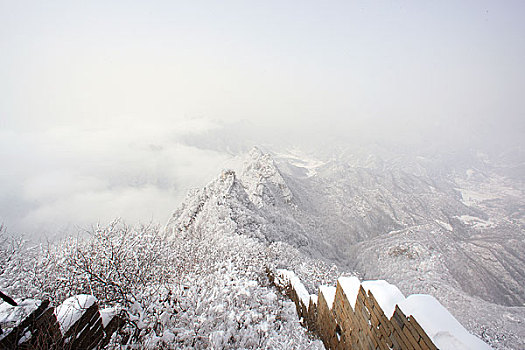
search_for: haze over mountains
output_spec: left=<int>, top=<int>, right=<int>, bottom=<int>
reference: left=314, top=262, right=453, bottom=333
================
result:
left=166, top=142, right=524, bottom=349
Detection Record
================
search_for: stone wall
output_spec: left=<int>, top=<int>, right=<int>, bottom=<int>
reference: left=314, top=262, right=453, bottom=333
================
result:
left=269, top=270, right=438, bottom=350
left=0, top=296, right=123, bottom=349
left=329, top=283, right=437, bottom=350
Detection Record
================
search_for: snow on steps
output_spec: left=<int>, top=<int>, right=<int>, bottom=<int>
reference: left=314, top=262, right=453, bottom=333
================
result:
left=0, top=294, right=123, bottom=349
left=269, top=269, right=491, bottom=350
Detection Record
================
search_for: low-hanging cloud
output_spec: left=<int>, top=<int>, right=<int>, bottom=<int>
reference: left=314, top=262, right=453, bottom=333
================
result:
left=0, top=119, right=237, bottom=239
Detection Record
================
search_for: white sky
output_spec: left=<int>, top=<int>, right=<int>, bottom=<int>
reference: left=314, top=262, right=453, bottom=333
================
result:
left=1, top=1, right=524, bottom=237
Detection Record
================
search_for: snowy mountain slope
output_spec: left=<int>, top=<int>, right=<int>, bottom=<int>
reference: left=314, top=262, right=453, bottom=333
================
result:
left=167, top=146, right=524, bottom=349
left=349, top=224, right=525, bottom=349
left=167, top=167, right=310, bottom=250
left=271, top=148, right=524, bottom=302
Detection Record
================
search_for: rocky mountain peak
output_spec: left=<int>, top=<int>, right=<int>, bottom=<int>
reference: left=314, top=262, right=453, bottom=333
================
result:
left=241, top=147, right=293, bottom=207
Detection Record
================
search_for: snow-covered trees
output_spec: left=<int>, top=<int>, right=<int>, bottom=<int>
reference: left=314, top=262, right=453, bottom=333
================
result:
left=53, top=221, right=176, bottom=304
left=0, top=214, right=334, bottom=349
left=0, top=225, right=44, bottom=299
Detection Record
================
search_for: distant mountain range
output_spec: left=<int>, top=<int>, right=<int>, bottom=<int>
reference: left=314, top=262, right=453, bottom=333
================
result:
left=167, top=145, right=525, bottom=349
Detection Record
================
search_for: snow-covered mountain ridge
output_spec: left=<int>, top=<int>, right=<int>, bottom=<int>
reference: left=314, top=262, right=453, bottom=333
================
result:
left=166, top=146, right=524, bottom=349
left=242, top=147, right=294, bottom=207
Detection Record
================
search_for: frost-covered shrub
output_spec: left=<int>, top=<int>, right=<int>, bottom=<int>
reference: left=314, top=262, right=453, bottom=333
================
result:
left=0, top=225, right=51, bottom=299
left=0, top=226, right=31, bottom=298
left=0, top=219, right=331, bottom=349
left=52, top=221, right=177, bottom=304
left=266, top=241, right=340, bottom=293
left=1, top=220, right=177, bottom=306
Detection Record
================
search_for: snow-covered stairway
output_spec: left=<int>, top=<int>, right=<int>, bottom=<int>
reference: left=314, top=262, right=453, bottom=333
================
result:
left=269, top=269, right=491, bottom=350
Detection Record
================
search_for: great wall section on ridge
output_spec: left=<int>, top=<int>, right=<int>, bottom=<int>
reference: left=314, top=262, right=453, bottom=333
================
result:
left=269, top=269, right=490, bottom=350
